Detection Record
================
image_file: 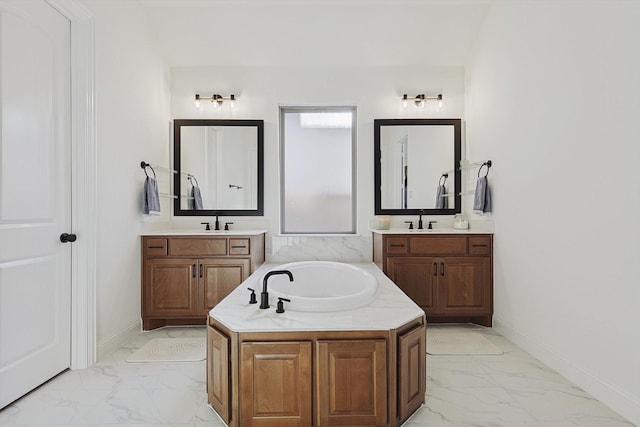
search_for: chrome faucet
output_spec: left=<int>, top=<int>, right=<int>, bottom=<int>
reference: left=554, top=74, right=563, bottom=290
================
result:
left=260, top=270, right=294, bottom=309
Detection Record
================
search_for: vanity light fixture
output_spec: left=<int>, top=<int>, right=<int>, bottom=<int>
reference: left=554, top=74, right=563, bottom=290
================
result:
left=194, top=93, right=236, bottom=109
left=402, top=93, right=443, bottom=109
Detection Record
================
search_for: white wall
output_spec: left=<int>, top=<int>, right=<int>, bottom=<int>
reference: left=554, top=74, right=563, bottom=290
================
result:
left=80, top=0, right=170, bottom=357
left=170, top=66, right=465, bottom=259
left=466, top=1, right=640, bottom=424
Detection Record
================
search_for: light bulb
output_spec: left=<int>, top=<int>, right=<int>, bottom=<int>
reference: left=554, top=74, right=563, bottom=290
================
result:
left=230, top=94, right=236, bottom=109
left=194, top=94, right=201, bottom=109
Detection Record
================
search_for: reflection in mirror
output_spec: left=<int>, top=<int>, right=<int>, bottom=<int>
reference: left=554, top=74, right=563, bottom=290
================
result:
left=374, top=119, right=461, bottom=215
left=173, top=119, right=264, bottom=216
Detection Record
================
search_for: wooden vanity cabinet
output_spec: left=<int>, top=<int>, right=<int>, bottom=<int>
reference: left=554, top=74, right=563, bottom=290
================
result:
left=374, top=233, right=493, bottom=326
left=142, top=234, right=264, bottom=330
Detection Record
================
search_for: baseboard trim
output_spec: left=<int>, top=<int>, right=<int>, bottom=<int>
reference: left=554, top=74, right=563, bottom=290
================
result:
left=96, top=320, right=141, bottom=362
left=493, top=317, right=640, bottom=426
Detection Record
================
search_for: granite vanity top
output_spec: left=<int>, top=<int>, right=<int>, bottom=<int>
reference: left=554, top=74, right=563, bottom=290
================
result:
left=209, top=262, right=424, bottom=333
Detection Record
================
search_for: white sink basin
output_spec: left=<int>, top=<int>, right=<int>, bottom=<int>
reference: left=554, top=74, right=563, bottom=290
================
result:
left=264, top=261, right=378, bottom=312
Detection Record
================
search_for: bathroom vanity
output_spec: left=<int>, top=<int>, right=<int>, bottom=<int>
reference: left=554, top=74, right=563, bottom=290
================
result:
left=373, top=230, right=493, bottom=326
left=207, top=263, right=426, bottom=427
left=140, top=231, right=266, bottom=330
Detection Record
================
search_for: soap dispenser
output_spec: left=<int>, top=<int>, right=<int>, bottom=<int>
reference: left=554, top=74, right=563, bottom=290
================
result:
left=453, top=214, right=469, bottom=230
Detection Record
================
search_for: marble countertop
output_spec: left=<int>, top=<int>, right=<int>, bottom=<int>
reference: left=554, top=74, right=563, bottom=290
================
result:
left=370, top=228, right=493, bottom=235
left=209, top=262, right=424, bottom=333
left=140, top=229, right=268, bottom=236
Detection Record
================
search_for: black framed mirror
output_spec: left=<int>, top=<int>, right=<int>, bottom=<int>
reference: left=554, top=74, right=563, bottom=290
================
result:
left=173, top=119, right=264, bottom=216
left=374, top=118, right=461, bottom=215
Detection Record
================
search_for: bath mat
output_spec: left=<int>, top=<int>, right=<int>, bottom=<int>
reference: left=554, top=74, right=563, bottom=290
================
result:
left=427, top=331, right=503, bottom=355
left=126, top=338, right=206, bottom=362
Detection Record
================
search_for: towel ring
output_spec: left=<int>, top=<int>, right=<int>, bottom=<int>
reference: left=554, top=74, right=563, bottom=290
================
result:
left=478, top=160, right=492, bottom=178
left=140, top=162, right=156, bottom=180
left=439, top=173, right=448, bottom=186
left=187, top=175, right=200, bottom=188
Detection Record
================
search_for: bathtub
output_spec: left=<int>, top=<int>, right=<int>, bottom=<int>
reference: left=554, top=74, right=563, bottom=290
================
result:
left=262, top=261, right=379, bottom=312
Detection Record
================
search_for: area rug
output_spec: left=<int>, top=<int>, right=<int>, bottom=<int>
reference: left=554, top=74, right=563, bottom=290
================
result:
left=427, top=331, right=503, bottom=355
left=126, top=338, right=206, bottom=362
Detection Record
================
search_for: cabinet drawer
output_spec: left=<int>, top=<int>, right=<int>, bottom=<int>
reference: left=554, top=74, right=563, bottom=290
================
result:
left=469, top=236, right=491, bottom=255
left=145, top=238, right=167, bottom=257
left=409, top=237, right=467, bottom=255
left=229, top=238, right=250, bottom=255
left=168, top=238, right=227, bottom=256
left=386, top=237, right=408, bottom=255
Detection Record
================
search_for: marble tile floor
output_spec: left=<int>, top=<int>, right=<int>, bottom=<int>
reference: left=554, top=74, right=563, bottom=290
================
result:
left=0, top=324, right=634, bottom=427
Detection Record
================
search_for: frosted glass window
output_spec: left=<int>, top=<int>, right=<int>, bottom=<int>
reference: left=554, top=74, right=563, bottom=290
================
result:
left=280, top=107, right=356, bottom=234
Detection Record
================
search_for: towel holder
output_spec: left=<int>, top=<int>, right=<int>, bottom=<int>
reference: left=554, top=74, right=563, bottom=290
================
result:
left=140, top=161, right=157, bottom=180
left=477, top=160, right=492, bottom=178
left=187, top=174, right=200, bottom=188
left=439, top=173, right=448, bottom=186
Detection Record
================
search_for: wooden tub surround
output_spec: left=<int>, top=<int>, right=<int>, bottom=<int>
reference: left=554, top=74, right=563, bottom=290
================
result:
left=207, top=262, right=426, bottom=427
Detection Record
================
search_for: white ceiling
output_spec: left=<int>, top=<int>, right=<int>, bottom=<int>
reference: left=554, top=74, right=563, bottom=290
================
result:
left=139, top=0, right=492, bottom=68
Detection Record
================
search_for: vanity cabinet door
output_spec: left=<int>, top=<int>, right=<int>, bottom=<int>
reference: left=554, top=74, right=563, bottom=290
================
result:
left=208, top=326, right=230, bottom=424
left=438, top=256, right=491, bottom=316
left=199, top=258, right=250, bottom=316
left=144, top=258, right=198, bottom=317
left=240, top=341, right=312, bottom=427
left=386, top=257, right=438, bottom=312
left=316, top=339, right=388, bottom=426
left=398, top=324, right=426, bottom=423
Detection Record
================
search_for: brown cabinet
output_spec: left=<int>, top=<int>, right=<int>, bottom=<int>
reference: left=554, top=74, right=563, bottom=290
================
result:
left=398, top=324, right=426, bottom=423
left=208, top=326, right=231, bottom=424
left=208, top=318, right=426, bottom=427
left=316, top=339, right=387, bottom=426
left=240, top=341, right=312, bottom=427
left=142, top=234, right=265, bottom=329
left=374, top=233, right=493, bottom=326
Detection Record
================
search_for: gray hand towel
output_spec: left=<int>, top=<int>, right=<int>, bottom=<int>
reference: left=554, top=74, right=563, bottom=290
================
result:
left=435, top=185, right=448, bottom=209
left=191, top=186, right=204, bottom=210
left=473, top=176, right=492, bottom=214
left=143, top=176, right=161, bottom=215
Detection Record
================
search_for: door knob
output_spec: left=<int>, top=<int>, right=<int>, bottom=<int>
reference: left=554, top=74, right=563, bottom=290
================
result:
left=60, top=233, right=77, bottom=243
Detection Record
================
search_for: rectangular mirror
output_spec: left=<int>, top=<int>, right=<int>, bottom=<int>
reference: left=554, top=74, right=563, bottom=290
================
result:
left=374, top=118, right=461, bottom=215
left=173, top=119, right=264, bottom=216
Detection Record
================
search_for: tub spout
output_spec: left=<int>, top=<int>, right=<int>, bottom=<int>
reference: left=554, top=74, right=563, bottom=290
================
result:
left=260, top=270, right=294, bottom=309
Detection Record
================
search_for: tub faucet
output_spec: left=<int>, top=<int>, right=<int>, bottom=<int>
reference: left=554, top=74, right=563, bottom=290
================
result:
left=260, top=270, right=294, bottom=309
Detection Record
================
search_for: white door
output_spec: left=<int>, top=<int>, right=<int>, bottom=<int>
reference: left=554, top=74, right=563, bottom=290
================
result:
left=0, top=1, right=71, bottom=408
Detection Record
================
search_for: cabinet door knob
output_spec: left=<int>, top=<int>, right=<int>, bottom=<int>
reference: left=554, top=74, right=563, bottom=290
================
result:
left=433, top=262, right=438, bottom=276
left=441, top=262, right=445, bottom=276
left=192, top=264, right=196, bottom=278
left=199, top=264, right=203, bottom=278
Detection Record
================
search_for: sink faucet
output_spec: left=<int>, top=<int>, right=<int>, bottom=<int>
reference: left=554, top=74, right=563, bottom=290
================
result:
left=260, top=270, right=294, bottom=309
left=418, top=210, right=424, bottom=230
